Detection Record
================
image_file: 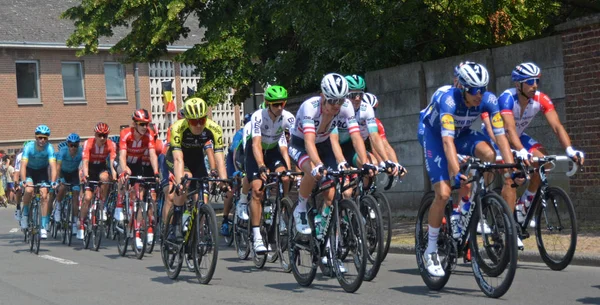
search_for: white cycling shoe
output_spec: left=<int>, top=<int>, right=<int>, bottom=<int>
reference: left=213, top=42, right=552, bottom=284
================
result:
left=425, top=252, right=445, bottom=277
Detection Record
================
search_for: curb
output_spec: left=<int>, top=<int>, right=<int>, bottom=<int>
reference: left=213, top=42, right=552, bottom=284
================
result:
left=388, top=244, right=600, bottom=267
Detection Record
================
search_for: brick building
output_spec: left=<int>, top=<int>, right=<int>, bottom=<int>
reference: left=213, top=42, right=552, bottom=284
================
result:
left=0, top=0, right=242, bottom=154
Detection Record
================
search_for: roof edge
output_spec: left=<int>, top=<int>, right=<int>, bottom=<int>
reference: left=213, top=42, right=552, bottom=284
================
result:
left=0, top=41, right=192, bottom=52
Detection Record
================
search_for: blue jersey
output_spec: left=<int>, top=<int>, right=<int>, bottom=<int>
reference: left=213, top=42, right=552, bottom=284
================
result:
left=22, top=142, right=55, bottom=170
left=228, top=128, right=244, bottom=154
left=56, top=146, right=83, bottom=173
left=420, top=87, right=505, bottom=138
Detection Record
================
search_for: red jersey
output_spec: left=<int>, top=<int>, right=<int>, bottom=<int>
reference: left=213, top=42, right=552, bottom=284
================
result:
left=82, top=138, right=117, bottom=165
left=376, top=118, right=386, bottom=140
left=141, top=138, right=164, bottom=165
left=119, top=127, right=155, bottom=164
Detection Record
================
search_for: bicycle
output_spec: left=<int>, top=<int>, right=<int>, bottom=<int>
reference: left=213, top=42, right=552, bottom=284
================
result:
left=83, top=181, right=114, bottom=251
left=371, top=171, right=399, bottom=261
left=56, top=183, right=76, bottom=246
left=104, top=183, right=118, bottom=240
left=225, top=171, right=246, bottom=248
left=23, top=184, right=46, bottom=255
left=160, top=175, right=226, bottom=284
left=415, top=157, right=523, bottom=298
left=289, top=169, right=368, bottom=293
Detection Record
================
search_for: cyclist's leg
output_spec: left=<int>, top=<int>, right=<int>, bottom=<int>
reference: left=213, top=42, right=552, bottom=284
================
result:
left=288, top=136, right=317, bottom=234
left=521, top=133, right=545, bottom=201
left=246, top=143, right=266, bottom=247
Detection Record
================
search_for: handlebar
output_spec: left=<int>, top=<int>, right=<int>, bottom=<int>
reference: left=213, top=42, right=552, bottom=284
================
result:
left=493, top=154, right=579, bottom=177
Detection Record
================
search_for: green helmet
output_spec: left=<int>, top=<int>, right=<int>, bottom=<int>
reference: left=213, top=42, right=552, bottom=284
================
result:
left=259, top=102, right=267, bottom=109
left=345, top=75, right=366, bottom=91
left=264, top=85, right=288, bottom=101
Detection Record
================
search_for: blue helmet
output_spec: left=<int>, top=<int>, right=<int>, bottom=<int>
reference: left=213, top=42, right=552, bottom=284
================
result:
left=511, top=62, right=541, bottom=82
left=243, top=113, right=252, bottom=124
left=66, top=133, right=80, bottom=143
left=35, top=125, right=51, bottom=136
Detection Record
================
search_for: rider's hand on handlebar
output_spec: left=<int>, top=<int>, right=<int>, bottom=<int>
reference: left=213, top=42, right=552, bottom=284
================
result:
left=566, top=146, right=585, bottom=165
left=337, top=161, right=348, bottom=171
left=451, top=173, right=468, bottom=189
left=515, top=148, right=532, bottom=167
left=361, top=163, right=377, bottom=177
left=311, top=163, right=326, bottom=180
left=258, top=165, right=269, bottom=182
left=380, top=160, right=398, bottom=176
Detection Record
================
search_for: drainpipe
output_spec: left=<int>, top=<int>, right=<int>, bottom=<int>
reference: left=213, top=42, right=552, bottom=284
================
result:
left=134, top=63, right=141, bottom=109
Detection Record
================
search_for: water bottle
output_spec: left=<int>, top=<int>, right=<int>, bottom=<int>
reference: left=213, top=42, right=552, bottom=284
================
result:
left=314, top=214, right=323, bottom=240
left=460, top=197, right=471, bottom=227
left=182, top=210, right=191, bottom=232
left=264, top=204, right=272, bottom=225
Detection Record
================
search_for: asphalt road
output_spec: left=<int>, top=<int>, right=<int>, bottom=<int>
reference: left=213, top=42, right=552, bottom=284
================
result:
left=0, top=207, right=599, bottom=305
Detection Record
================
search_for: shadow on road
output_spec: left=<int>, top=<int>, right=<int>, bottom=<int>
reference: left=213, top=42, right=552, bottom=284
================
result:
left=390, top=285, right=483, bottom=298
left=265, top=282, right=343, bottom=293
left=576, top=297, right=600, bottom=305
left=227, top=265, right=278, bottom=273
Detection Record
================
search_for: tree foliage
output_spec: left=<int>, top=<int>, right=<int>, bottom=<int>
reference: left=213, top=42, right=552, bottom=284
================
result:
left=62, top=0, right=598, bottom=105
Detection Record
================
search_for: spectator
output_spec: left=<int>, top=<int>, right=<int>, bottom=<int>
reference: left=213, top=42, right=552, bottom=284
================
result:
left=2, top=156, right=15, bottom=205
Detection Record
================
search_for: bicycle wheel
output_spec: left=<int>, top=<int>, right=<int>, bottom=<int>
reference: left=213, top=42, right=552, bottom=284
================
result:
left=193, top=204, right=219, bottom=284
left=223, top=218, right=234, bottom=247
left=372, top=191, right=393, bottom=261
left=92, top=200, right=103, bottom=251
left=289, top=204, right=318, bottom=287
left=360, top=195, right=384, bottom=281
left=233, top=213, right=251, bottom=260
left=50, top=209, right=58, bottom=239
left=132, top=200, right=148, bottom=259
left=277, top=197, right=293, bottom=273
left=83, top=217, right=92, bottom=249
left=105, top=191, right=116, bottom=239
left=535, top=186, right=577, bottom=271
left=116, top=219, right=128, bottom=256
left=62, top=198, right=70, bottom=244
left=65, top=197, right=74, bottom=246
left=253, top=204, right=268, bottom=269
left=161, top=207, right=183, bottom=280
left=415, top=191, right=453, bottom=291
left=31, top=203, right=41, bottom=254
left=469, top=192, right=518, bottom=298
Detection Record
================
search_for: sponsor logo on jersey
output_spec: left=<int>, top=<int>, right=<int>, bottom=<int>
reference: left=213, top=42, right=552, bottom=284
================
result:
left=491, top=113, right=504, bottom=128
left=441, top=114, right=455, bottom=130
left=444, top=96, right=455, bottom=108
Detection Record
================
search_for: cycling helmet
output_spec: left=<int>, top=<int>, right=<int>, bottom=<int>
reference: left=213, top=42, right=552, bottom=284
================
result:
left=35, top=125, right=51, bottom=136
left=511, top=62, right=541, bottom=82
left=345, top=75, right=366, bottom=91
left=457, top=62, right=489, bottom=88
left=264, top=85, right=288, bottom=101
left=243, top=113, right=252, bottom=124
left=66, top=133, right=80, bottom=143
left=94, top=122, right=110, bottom=134
left=259, top=102, right=267, bottom=109
left=453, top=61, right=475, bottom=77
left=183, top=97, right=208, bottom=119
left=362, top=93, right=378, bottom=109
left=177, top=109, right=185, bottom=120
left=132, top=109, right=151, bottom=123
left=321, top=73, right=348, bottom=99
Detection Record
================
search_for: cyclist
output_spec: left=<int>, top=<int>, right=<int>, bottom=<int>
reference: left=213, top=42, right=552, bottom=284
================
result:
left=163, top=97, right=228, bottom=242
left=247, top=85, right=295, bottom=253
left=117, top=109, right=160, bottom=249
left=418, top=62, right=518, bottom=277
left=13, top=142, right=30, bottom=222
left=482, top=62, right=585, bottom=229
left=221, top=113, right=251, bottom=236
left=54, top=133, right=83, bottom=234
left=288, top=73, right=376, bottom=236
left=235, top=114, right=254, bottom=222
left=362, top=93, right=401, bottom=165
left=19, top=125, right=57, bottom=239
left=81, top=122, right=118, bottom=239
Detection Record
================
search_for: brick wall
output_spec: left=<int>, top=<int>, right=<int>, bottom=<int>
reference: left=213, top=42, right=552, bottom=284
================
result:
left=0, top=48, right=151, bottom=152
left=558, top=14, right=600, bottom=223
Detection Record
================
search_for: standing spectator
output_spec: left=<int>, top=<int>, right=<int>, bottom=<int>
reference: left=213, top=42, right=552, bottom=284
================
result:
left=0, top=158, right=6, bottom=207
left=2, top=156, right=15, bottom=205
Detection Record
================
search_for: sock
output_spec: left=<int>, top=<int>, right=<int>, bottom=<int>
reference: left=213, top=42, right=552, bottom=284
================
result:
left=42, top=216, right=50, bottom=229
left=296, top=195, right=308, bottom=212
left=252, top=226, right=261, bottom=242
left=426, top=225, right=440, bottom=254
left=22, top=205, right=29, bottom=216
left=239, top=192, right=249, bottom=204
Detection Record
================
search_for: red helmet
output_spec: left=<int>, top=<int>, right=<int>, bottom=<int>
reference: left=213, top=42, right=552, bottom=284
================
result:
left=132, top=109, right=151, bottom=123
left=94, top=122, right=110, bottom=134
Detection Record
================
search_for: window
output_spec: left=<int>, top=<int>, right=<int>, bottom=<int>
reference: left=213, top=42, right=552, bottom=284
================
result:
left=105, top=63, right=127, bottom=101
left=62, top=62, right=85, bottom=101
left=16, top=61, right=41, bottom=105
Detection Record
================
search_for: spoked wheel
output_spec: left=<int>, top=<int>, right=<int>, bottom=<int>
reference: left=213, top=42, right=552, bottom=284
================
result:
left=147, top=202, right=157, bottom=254
left=469, top=192, right=518, bottom=298
left=83, top=218, right=92, bottom=250
left=161, top=207, right=183, bottom=280
left=116, top=219, right=129, bottom=257
left=253, top=218, right=268, bottom=269
left=31, top=205, right=41, bottom=255
left=415, top=191, right=453, bottom=291
left=360, top=195, right=384, bottom=282
left=288, top=205, right=318, bottom=287
left=50, top=217, right=58, bottom=239
left=372, top=192, right=393, bottom=261
left=277, top=197, right=293, bottom=273
left=131, top=201, right=148, bottom=260
left=193, top=204, right=219, bottom=284
left=92, top=203, right=103, bottom=251
left=61, top=200, right=71, bottom=244
left=233, top=214, right=250, bottom=260
left=535, top=186, right=577, bottom=271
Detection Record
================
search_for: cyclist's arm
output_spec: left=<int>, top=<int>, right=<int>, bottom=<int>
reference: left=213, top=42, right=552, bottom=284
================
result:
left=173, top=150, right=185, bottom=184
left=481, top=113, right=497, bottom=143
left=351, top=132, right=369, bottom=166
left=442, top=136, right=461, bottom=178
left=119, top=149, right=128, bottom=173
left=280, top=145, right=291, bottom=170
left=82, top=159, right=89, bottom=179
left=329, top=131, right=346, bottom=164
left=205, top=145, right=216, bottom=172
left=368, top=131, right=388, bottom=161
left=383, top=138, right=398, bottom=163
left=252, top=136, right=265, bottom=168
left=49, top=160, right=57, bottom=183
left=214, top=151, right=227, bottom=180
left=20, top=159, right=28, bottom=183
left=544, top=109, right=572, bottom=149
left=149, top=148, right=159, bottom=175
left=56, top=160, right=62, bottom=176
left=500, top=113, right=524, bottom=151
left=303, top=132, right=322, bottom=166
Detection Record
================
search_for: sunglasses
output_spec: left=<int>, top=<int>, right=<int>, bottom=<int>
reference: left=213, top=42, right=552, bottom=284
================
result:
left=268, top=101, right=286, bottom=108
left=68, top=143, right=79, bottom=148
left=136, top=122, right=149, bottom=127
left=96, top=133, right=108, bottom=139
left=465, top=86, right=486, bottom=96
left=348, top=92, right=364, bottom=99
left=35, top=136, right=48, bottom=140
left=326, top=98, right=346, bottom=105
left=188, top=117, right=207, bottom=126
left=521, top=78, right=540, bottom=86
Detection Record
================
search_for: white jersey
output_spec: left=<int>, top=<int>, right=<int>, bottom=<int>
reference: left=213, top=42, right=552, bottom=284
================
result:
left=250, top=109, right=294, bottom=149
left=242, top=122, right=252, bottom=151
left=290, top=96, right=359, bottom=144
left=494, top=88, right=555, bottom=136
left=14, top=153, right=23, bottom=172
left=333, top=101, right=378, bottom=143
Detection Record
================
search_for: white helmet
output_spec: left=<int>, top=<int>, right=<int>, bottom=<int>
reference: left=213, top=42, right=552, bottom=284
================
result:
left=457, top=62, right=489, bottom=88
left=321, top=73, right=348, bottom=99
left=362, top=92, right=378, bottom=109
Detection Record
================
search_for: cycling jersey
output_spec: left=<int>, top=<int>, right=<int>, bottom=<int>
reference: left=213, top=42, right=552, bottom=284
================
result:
left=481, top=88, right=554, bottom=136
left=250, top=109, right=294, bottom=149
left=119, top=127, right=156, bottom=164
left=169, top=118, right=224, bottom=154
left=141, top=138, right=164, bottom=166
left=56, top=145, right=83, bottom=173
left=331, top=100, right=378, bottom=144
left=376, top=118, right=386, bottom=140
left=22, top=141, right=55, bottom=170
left=229, top=128, right=244, bottom=154
left=290, top=96, right=359, bottom=143
left=242, top=121, right=252, bottom=151
left=82, top=138, right=117, bottom=165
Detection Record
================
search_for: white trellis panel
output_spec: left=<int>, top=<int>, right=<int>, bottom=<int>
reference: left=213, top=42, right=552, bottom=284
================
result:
left=211, top=90, right=242, bottom=149
left=180, top=63, right=201, bottom=101
left=149, top=60, right=176, bottom=140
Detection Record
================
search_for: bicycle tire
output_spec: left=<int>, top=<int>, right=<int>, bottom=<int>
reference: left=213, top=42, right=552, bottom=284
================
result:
left=277, top=197, right=293, bottom=273
left=92, top=200, right=103, bottom=251
left=333, top=199, right=368, bottom=293
left=372, top=191, right=393, bottom=261
left=233, top=213, right=251, bottom=260
left=535, top=186, right=577, bottom=271
left=193, top=204, right=219, bottom=284
left=161, top=207, right=183, bottom=280
left=415, top=191, right=453, bottom=291
left=66, top=196, right=74, bottom=246
left=360, top=195, right=384, bottom=282
left=61, top=197, right=69, bottom=244
left=132, top=200, right=148, bottom=259
left=32, top=203, right=41, bottom=254
left=469, top=192, right=517, bottom=298
left=83, top=217, right=91, bottom=249
left=289, top=203, right=318, bottom=287
left=147, top=201, right=157, bottom=254
left=253, top=200, right=268, bottom=269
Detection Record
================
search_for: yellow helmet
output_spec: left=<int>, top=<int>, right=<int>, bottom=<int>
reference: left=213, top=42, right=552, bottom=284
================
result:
left=183, top=97, right=208, bottom=119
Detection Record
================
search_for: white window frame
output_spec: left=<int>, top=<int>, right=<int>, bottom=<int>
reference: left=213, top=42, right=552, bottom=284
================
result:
left=104, top=62, right=128, bottom=103
left=16, top=60, right=41, bottom=105
left=61, top=61, right=86, bottom=103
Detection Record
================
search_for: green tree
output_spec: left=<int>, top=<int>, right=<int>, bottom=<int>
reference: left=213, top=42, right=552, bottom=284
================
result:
left=62, top=0, right=598, bottom=104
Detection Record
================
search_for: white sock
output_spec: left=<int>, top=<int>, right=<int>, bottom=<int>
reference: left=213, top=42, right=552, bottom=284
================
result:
left=239, top=192, right=249, bottom=204
left=253, top=227, right=261, bottom=242
left=296, top=195, right=308, bottom=212
left=426, top=225, right=440, bottom=254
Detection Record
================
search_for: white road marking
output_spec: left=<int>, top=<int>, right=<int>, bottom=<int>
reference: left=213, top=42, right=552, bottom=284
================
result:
left=9, top=228, right=19, bottom=233
left=39, top=255, right=78, bottom=265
